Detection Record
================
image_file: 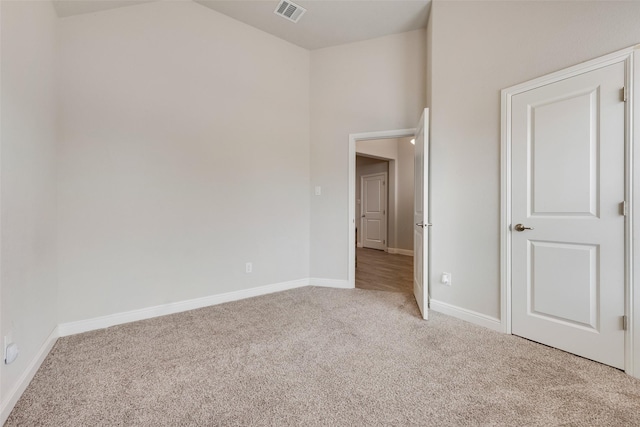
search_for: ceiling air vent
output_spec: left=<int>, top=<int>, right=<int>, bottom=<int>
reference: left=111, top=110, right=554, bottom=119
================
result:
left=274, top=0, right=306, bottom=23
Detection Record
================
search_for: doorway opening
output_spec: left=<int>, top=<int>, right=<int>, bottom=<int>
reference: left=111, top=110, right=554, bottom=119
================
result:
left=349, top=131, right=416, bottom=294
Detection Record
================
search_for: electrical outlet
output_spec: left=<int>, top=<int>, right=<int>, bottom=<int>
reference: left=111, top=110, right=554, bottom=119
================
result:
left=245, top=262, right=253, bottom=273
left=4, top=334, right=18, bottom=364
left=441, top=272, right=452, bottom=286
left=4, top=343, right=18, bottom=365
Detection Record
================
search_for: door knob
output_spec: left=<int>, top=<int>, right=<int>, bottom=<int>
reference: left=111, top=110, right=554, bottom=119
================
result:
left=514, top=223, right=534, bottom=232
left=415, top=223, right=433, bottom=228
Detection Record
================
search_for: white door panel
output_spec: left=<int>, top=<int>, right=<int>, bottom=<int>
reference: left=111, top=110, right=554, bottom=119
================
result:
left=511, top=62, right=625, bottom=368
left=531, top=89, right=598, bottom=216
left=413, top=108, right=429, bottom=319
left=362, top=173, right=387, bottom=250
left=528, top=241, right=598, bottom=329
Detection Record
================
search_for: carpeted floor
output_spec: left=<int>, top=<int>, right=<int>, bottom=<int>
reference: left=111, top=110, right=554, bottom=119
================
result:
left=7, top=287, right=640, bottom=426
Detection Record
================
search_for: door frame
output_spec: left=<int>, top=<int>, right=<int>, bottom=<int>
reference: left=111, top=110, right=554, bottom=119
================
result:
left=500, top=45, right=640, bottom=377
left=348, top=129, right=416, bottom=288
left=360, top=171, right=389, bottom=250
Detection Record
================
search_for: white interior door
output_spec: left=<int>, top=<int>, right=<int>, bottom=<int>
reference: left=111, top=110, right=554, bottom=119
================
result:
left=511, top=62, right=626, bottom=368
left=361, top=173, right=387, bottom=250
left=414, top=108, right=430, bottom=319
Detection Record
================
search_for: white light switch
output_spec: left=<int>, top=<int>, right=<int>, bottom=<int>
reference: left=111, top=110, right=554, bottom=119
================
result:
left=314, top=186, right=322, bottom=196
left=441, top=273, right=451, bottom=286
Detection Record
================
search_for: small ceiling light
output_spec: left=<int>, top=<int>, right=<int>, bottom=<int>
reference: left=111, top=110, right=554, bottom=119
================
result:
left=410, top=139, right=415, bottom=145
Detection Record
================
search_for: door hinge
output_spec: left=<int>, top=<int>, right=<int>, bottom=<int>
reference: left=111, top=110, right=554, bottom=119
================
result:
left=383, top=239, right=386, bottom=245
left=383, top=181, right=386, bottom=186
left=621, top=201, right=627, bottom=216
left=622, top=86, right=628, bottom=102
left=622, top=315, right=628, bottom=331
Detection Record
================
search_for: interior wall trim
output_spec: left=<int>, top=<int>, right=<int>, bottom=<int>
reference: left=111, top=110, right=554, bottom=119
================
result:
left=430, top=299, right=501, bottom=332
left=309, top=278, right=352, bottom=289
left=58, top=279, right=311, bottom=337
left=387, top=248, right=414, bottom=256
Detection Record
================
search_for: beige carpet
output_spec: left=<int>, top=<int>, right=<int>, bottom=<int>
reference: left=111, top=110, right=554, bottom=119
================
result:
left=6, top=287, right=640, bottom=426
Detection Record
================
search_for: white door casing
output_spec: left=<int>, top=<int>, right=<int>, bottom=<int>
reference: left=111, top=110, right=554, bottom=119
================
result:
left=511, top=61, right=626, bottom=369
left=361, top=173, right=387, bottom=250
left=414, top=108, right=430, bottom=319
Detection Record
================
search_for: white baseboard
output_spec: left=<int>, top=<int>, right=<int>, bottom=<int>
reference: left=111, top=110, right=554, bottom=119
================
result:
left=430, top=299, right=502, bottom=332
left=58, top=278, right=310, bottom=337
left=310, top=278, right=353, bottom=289
left=387, top=248, right=414, bottom=256
left=357, top=245, right=413, bottom=256
left=58, top=276, right=356, bottom=337
left=1, top=326, right=59, bottom=425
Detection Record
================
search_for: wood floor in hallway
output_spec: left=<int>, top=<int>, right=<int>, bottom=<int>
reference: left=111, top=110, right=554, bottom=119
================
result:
left=355, top=247, right=413, bottom=293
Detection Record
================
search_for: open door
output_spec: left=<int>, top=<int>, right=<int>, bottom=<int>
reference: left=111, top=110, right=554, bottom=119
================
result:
left=413, top=108, right=430, bottom=319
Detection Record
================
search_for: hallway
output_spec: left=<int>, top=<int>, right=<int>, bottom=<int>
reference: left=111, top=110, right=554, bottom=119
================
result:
left=355, top=248, right=413, bottom=293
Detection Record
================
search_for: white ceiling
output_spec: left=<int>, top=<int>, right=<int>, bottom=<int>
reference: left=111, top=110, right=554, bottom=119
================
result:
left=52, top=0, right=156, bottom=18
left=51, top=0, right=431, bottom=50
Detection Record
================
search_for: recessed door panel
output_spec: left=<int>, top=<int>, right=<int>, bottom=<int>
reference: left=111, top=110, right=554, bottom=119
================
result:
left=530, top=90, right=599, bottom=217
left=365, top=181, right=382, bottom=212
left=529, top=241, right=598, bottom=330
left=365, top=219, right=382, bottom=241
